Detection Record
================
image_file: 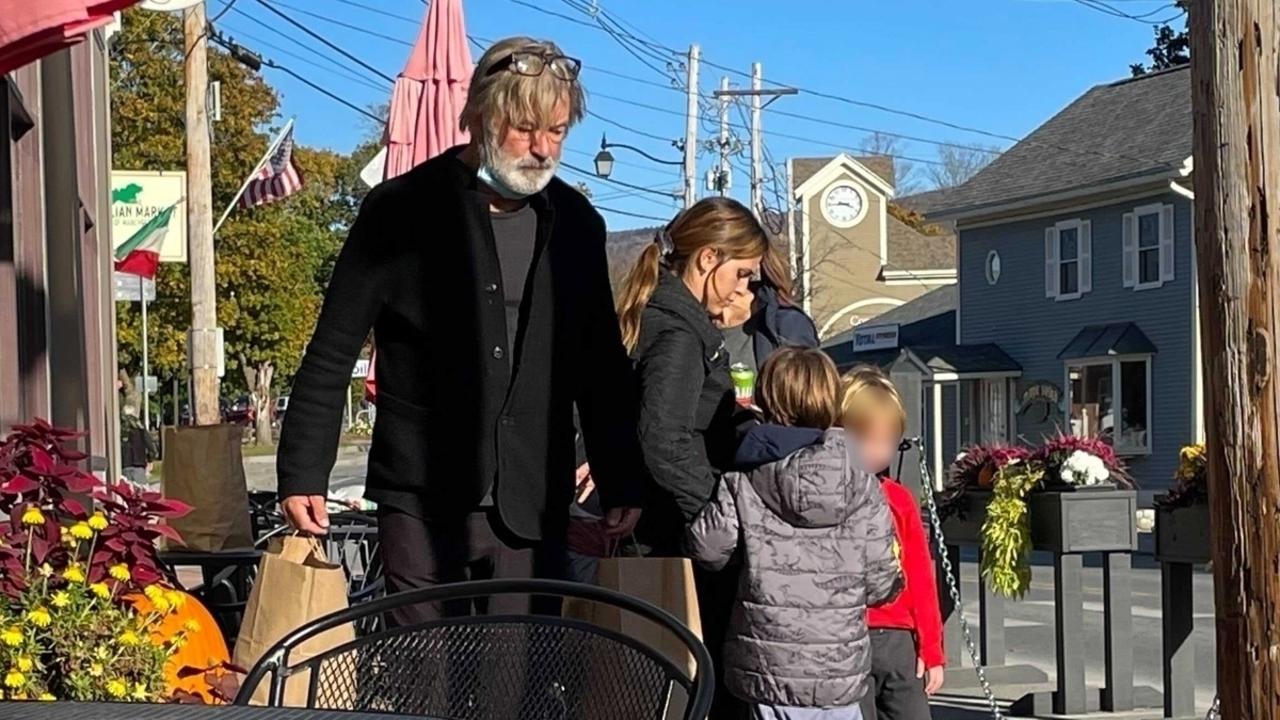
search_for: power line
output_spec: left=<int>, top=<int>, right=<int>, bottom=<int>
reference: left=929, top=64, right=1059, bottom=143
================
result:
left=586, top=109, right=677, bottom=144
left=1071, top=0, right=1185, bottom=23
left=326, top=0, right=420, bottom=26
left=251, top=0, right=396, bottom=82
left=269, top=0, right=413, bottom=47
left=218, top=3, right=383, bottom=84
left=595, top=205, right=669, bottom=222
left=561, top=161, right=680, bottom=200
left=217, top=22, right=389, bottom=93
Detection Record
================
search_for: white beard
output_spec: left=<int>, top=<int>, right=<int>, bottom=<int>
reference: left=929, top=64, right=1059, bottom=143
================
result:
left=480, top=136, right=558, bottom=196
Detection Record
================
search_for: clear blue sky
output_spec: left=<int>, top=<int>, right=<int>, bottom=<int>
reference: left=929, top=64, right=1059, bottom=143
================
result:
left=206, top=0, right=1184, bottom=229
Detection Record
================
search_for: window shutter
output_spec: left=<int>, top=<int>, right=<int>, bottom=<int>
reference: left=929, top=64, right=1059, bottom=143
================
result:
left=1079, top=220, right=1093, bottom=294
left=1045, top=227, right=1060, bottom=298
left=1122, top=212, right=1137, bottom=288
left=1160, top=204, right=1176, bottom=282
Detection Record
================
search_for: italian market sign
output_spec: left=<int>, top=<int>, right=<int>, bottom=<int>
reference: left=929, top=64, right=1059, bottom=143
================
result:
left=112, top=170, right=187, bottom=264
left=1018, top=380, right=1062, bottom=424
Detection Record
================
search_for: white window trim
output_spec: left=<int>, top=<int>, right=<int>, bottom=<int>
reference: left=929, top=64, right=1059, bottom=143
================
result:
left=1048, top=218, right=1090, bottom=302
left=1063, top=354, right=1153, bottom=456
left=1130, top=202, right=1168, bottom=291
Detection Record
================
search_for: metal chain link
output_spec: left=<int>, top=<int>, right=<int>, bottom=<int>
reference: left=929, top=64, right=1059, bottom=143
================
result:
left=908, top=437, right=1005, bottom=720
left=1205, top=694, right=1219, bottom=720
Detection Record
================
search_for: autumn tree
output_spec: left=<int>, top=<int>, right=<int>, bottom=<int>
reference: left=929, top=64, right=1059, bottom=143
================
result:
left=111, top=9, right=353, bottom=443
left=860, top=131, right=919, bottom=195
left=924, top=144, right=1001, bottom=189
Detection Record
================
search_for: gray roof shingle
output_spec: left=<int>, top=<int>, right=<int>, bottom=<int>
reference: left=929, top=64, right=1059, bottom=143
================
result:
left=791, top=155, right=895, bottom=191
left=885, top=216, right=955, bottom=273
left=931, top=66, right=1190, bottom=217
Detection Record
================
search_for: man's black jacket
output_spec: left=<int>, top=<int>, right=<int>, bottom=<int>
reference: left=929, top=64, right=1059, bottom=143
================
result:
left=277, top=148, right=646, bottom=542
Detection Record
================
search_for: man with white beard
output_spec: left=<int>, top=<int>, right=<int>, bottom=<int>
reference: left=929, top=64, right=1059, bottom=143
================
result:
left=277, top=37, right=646, bottom=623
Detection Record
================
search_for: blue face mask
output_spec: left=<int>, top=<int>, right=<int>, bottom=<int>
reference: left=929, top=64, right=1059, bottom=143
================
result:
left=476, top=163, right=532, bottom=201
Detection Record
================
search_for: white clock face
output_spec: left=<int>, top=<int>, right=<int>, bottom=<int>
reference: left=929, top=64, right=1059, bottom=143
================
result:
left=822, top=182, right=866, bottom=228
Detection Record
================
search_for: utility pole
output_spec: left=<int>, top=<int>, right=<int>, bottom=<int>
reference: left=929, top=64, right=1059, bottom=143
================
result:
left=717, top=76, right=730, bottom=196
left=713, top=67, right=796, bottom=221
left=682, top=44, right=699, bottom=210
left=184, top=5, right=220, bottom=425
left=750, top=63, right=763, bottom=217
left=1189, top=1, right=1280, bottom=718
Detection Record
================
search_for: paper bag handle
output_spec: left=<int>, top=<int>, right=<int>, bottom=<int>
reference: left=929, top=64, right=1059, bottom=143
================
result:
left=606, top=532, right=643, bottom=559
left=278, top=533, right=328, bottom=564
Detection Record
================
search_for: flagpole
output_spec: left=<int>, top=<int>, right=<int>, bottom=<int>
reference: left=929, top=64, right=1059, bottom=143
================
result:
left=140, top=276, right=150, bottom=433
left=212, top=117, right=295, bottom=236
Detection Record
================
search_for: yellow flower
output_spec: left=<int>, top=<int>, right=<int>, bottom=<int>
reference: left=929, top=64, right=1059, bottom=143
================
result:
left=88, top=663, right=104, bottom=678
left=108, top=564, right=130, bottom=583
left=164, top=590, right=186, bottom=611
left=4, top=671, right=24, bottom=688
left=131, top=683, right=149, bottom=701
left=38, top=693, right=55, bottom=701
left=20, top=507, right=43, bottom=526
left=143, top=584, right=164, bottom=602
left=62, top=564, right=85, bottom=584
left=170, top=635, right=188, bottom=651
left=106, top=679, right=127, bottom=698
left=0, top=628, right=22, bottom=647
left=182, top=619, right=202, bottom=634
left=15, top=657, right=32, bottom=673
left=25, top=607, right=51, bottom=628
left=118, top=630, right=141, bottom=647
left=89, top=582, right=110, bottom=599
left=50, top=591, right=70, bottom=609
left=69, top=522, right=93, bottom=540
left=152, top=594, right=171, bottom=614
left=36, top=563, right=53, bottom=578
left=88, top=512, right=109, bottom=531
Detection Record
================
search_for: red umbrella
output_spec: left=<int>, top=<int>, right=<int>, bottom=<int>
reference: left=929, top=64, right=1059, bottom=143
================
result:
left=0, top=0, right=140, bottom=75
left=366, top=0, right=474, bottom=402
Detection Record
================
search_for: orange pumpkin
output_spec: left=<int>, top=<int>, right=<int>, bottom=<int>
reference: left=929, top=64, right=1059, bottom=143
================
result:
left=129, top=589, right=230, bottom=702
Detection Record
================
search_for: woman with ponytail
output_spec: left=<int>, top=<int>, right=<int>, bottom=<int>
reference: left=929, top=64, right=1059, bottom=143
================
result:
left=619, top=197, right=766, bottom=719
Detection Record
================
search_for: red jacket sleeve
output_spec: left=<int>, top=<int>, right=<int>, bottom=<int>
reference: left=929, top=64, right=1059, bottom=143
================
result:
left=883, top=481, right=946, bottom=668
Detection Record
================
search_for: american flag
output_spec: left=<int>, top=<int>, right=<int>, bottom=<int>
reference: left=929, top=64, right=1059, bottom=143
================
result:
left=239, top=123, right=303, bottom=208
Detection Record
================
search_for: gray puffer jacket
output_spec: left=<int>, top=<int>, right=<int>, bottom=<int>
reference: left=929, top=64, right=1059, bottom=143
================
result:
left=686, top=425, right=903, bottom=709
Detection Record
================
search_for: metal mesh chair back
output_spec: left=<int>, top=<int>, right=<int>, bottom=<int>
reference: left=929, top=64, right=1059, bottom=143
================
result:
left=237, top=579, right=713, bottom=720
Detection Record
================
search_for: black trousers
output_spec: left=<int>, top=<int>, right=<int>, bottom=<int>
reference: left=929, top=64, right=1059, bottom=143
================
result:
left=859, top=629, right=932, bottom=720
left=374, top=508, right=571, bottom=716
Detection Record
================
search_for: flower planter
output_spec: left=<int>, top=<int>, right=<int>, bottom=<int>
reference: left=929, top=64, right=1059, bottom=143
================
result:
left=1154, top=496, right=1211, bottom=565
left=939, top=488, right=1138, bottom=553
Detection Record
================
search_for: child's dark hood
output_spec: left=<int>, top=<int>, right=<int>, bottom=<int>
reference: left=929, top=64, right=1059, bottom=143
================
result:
left=734, top=423, right=825, bottom=470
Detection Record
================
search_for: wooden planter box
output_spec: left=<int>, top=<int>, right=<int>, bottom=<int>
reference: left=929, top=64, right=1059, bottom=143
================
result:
left=1154, top=496, right=1211, bottom=564
left=939, top=489, right=1138, bottom=554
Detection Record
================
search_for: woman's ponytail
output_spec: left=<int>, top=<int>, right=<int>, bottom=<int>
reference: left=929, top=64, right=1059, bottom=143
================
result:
left=616, top=242, right=663, bottom=353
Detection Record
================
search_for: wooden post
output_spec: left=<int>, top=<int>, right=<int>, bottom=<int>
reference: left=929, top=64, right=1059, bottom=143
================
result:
left=184, top=4, right=220, bottom=425
left=1189, top=1, right=1280, bottom=717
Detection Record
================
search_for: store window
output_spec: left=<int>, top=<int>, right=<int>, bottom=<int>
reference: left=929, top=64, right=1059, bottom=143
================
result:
left=1066, top=357, right=1151, bottom=454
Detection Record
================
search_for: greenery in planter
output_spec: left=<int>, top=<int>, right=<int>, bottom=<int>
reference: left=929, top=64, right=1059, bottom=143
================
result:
left=942, top=434, right=1134, bottom=598
left=0, top=419, right=201, bottom=702
left=1157, top=443, right=1206, bottom=509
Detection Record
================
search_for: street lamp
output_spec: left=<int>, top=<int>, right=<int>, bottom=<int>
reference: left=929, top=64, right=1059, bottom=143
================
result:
left=592, top=133, right=682, bottom=179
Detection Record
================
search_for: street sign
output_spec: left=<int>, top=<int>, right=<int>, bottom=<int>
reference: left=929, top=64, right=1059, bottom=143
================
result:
left=112, top=170, right=188, bottom=264
left=352, top=359, right=371, bottom=378
left=853, top=323, right=900, bottom=352
left=114, top=273, right=156, bottom=302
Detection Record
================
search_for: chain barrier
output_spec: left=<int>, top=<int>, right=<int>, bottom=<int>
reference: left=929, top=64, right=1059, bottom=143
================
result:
left=905, top=437, right=1004, bottom=720
left=1205, top=695, right=1219, bottom=720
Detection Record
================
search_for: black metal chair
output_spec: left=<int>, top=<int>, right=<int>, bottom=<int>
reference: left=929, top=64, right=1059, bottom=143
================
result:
left=235, top=578, right=715, bottom=720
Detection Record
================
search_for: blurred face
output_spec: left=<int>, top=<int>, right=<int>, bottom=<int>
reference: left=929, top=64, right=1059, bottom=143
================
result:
left=687, top=247, right=761, bottom=316
left=845, top=414, right=901, bottom=475
left=481, top=98, right=570, bottom=196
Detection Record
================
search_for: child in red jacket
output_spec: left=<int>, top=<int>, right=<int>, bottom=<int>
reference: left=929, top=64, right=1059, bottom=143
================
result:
left=841, top=366, right=945, bottom=720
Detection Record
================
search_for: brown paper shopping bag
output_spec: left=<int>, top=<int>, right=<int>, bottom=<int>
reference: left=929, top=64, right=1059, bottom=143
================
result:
left=233, top=535, right=356, bottom=707
left=564, top=555, right=703, bottom=677
left=161, top=424, right=254, bottom=551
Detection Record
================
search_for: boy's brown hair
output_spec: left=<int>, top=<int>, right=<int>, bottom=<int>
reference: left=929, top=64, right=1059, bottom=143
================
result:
left=840, top=365, right=907, bottom=434
left=756, top=347, right=841, bottom=429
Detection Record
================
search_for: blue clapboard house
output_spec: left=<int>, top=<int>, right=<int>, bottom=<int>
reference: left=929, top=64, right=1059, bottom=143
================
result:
left=826, top=66, right=1197, bottom=504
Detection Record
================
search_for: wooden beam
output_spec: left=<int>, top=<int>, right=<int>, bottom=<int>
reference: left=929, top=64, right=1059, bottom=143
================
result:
left=1189, top=1, right=1280, bottom=717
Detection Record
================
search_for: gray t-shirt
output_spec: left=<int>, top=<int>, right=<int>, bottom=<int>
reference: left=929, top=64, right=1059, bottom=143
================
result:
left=489, top=205, right=538, bottom=360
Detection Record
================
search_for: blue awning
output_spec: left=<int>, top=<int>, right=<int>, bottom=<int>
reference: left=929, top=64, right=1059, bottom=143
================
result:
left=1058, top=322, right=1157, bottom=359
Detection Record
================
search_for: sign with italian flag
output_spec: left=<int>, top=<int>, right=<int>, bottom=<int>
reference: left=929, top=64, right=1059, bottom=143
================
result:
left=111, top=170, right=187, bottom=264
left=114, top=202, right=178, bottom=278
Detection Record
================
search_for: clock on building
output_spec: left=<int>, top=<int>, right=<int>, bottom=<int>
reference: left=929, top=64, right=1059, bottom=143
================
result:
left=821, top=181, right=867, bottom=228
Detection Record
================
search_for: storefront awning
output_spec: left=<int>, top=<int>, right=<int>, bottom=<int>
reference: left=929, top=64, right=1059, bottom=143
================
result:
left=1057, top=322, right=1157, bottom=360
left=0, top=1, right=138, bottom=76
left=914, top=344, right=1022, bottom=378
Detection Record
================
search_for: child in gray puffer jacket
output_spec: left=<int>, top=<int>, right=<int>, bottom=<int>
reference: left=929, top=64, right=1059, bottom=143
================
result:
left=687, top=348, right=903, bottom=720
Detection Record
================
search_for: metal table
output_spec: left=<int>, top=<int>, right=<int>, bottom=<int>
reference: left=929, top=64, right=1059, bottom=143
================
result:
left=0, top=702, right=431, bottom=720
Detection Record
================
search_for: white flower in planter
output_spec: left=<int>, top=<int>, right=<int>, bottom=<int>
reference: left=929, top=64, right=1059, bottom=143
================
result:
left=1061, top=450, right=1111, bottom=486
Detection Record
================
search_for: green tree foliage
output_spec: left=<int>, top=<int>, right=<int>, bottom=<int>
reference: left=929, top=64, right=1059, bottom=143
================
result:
left=110, top=9, right=359, bottom=407
left=1131, top=21, right=1190, bottom=77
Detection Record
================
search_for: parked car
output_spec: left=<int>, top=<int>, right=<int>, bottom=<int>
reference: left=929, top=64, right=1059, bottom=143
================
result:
left=223, top=396, right=256, bottom=425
